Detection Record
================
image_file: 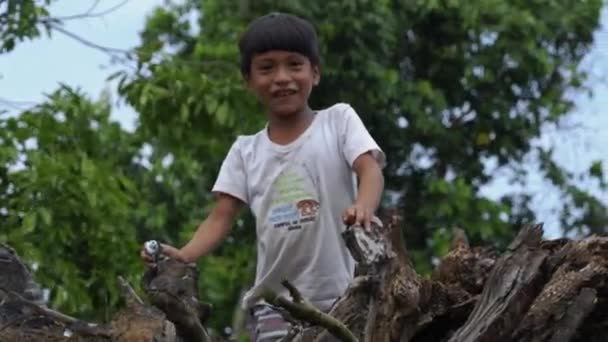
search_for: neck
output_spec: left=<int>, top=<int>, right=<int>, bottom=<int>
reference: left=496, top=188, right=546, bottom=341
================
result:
left=267, top=106, right=315, bottom=145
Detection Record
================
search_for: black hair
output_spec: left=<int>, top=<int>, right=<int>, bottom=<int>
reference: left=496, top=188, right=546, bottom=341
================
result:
left=238, top=12, right=320, bottom=76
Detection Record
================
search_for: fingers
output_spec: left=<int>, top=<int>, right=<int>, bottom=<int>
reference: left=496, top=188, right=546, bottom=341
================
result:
left=160, top=244, right=185, bottom=262
left=342, top=207, right=357, bottom=226
left=356, top=209, right=371, bottom=230
left=363, top=212, right=372, bottom=231
left=343, top=206, right=373, bottom=230
left=140, top=242, right=182, bottom=265
left=140, top=248, right=156, bottom=267
left=140, top=248, right=151, bottom=261
left=355, top=208, right=368, bottom=230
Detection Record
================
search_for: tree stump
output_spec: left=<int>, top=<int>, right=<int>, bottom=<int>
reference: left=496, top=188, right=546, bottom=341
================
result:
left=142, top=257, right=212, bottom=342
left=266, top=217, right=608, bottom=342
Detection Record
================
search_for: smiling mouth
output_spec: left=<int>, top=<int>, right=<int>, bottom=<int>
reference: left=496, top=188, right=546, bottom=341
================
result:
left=272, top=89, right=297, bottom=98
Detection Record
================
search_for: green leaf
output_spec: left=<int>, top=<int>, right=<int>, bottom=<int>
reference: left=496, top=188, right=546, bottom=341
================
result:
left=22, top=213, right=37, bottom=233
left=38, top=208, right=52, bottom=226
left=476, top=132, right=490, bottom=146
left=590, top=161, right=603, bottom=179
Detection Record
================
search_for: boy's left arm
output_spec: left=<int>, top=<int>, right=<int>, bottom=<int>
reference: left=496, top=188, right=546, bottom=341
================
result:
left=343, top=152, right=385, bottom=229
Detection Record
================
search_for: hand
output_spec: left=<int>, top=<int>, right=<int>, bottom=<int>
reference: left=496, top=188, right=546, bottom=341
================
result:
left=342, top=203, right=374, bottom=230
left=140, top=242, right=187, bottom=265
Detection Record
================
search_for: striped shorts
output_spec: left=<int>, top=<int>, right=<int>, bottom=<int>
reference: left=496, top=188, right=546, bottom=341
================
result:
left=249, top=305, right=291, bottom=341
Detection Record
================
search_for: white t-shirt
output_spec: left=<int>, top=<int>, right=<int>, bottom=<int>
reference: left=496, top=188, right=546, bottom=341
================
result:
left=212, top=103, right=385, bottom=310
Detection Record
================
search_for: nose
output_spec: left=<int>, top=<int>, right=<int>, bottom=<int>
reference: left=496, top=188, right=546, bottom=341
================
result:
left=273, top=65, right=291, bottom=84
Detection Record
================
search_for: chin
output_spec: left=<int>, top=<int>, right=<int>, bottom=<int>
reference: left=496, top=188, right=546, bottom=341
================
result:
left=271, top=103, right=304, bottom=117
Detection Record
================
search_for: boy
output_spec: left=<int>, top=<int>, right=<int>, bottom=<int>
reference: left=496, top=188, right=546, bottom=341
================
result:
left=142, top=12, right=385, bottom=341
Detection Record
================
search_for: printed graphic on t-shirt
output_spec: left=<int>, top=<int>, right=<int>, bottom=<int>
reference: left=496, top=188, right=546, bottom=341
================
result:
left=267, top=168, right=319, bottom=231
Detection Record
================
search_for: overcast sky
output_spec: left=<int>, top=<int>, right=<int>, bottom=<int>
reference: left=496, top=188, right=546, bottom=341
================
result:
left=0, top=1, right=606, bottom=238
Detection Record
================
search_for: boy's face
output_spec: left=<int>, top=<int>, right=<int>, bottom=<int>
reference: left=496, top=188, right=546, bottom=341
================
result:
left=246, top=50, right=320, bottom=117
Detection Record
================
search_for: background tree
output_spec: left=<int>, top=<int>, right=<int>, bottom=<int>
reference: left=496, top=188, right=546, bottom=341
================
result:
left=0, top=0, right=52, bottom=52
left=0, top=0, right=606, bottom=332
left=0, top=86, right=142, bottom=320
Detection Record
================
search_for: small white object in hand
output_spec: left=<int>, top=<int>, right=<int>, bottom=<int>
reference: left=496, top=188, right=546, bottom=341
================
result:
left=144, top=240, right=161, bottom=257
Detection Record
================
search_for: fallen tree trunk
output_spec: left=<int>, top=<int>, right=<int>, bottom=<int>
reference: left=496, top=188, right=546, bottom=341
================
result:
left=0, top=243, right=198, bottom=341
left=1, top=214, right=607, bottom=341
left=258, top=215, right=608, bottom=342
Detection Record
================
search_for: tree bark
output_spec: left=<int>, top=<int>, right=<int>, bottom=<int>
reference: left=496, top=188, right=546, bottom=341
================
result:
left=446, top=224, right=549, bottom=342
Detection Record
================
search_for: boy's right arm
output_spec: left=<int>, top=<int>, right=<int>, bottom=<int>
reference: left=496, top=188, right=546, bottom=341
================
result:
left=178, top=193, right=243, bottom=262
left=144, top=193, right=243, bottom=263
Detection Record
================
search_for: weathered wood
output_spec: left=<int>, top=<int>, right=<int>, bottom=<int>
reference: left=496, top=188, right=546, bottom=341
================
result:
left=552, top=287, right=597, bottom=342
left=410, top=282, right=476, bottom=342
left=142, top=258, right=211, bottom=342
left=269, top=219, right=608, bottom=342
left=0, top=243, right=45, bottom=305
left=432, top=228, right=497, bottom=295
left=263, top=280, right=358, bottom=342
left=0, top=278, right=178, bottom=342
left=447, top=223, right=549, bottom=342
left=573, top=296, right=608, bottom=342
left=309, top=275, right=374, bottom=341
left=0, top=246, right=178, bottom=342
left=3, top=221, right=608, bottom=342
left=110, top=277, right=177, bottom=342
left=0, top=293, right=112, bottom=342
left=0, top=244, right=113, bottom=341
left=286, top=213, right=425, bottom=342
left=512, top=236, right=608, bottom=342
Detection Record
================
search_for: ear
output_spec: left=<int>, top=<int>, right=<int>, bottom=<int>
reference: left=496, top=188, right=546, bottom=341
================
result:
left=312, top=65, right=321, bottom=86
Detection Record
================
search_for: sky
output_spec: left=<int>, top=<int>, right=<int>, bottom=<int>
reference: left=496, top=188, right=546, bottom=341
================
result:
left=0, top=1, right=606, bottom=238
left=0, top=0, right=165, bottom=130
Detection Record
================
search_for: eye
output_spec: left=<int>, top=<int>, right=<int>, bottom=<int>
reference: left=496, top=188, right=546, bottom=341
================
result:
left=257, top=64, right=273, bottom=72
left=290, top=60, right=304, bottom=68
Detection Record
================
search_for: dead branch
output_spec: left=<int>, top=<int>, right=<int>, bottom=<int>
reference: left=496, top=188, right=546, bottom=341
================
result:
left=262, top=280, right=358, bottom=342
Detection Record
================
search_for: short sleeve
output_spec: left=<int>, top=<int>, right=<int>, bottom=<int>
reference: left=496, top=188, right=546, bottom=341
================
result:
left=212, top=137, right=248, bottom=204
left=339, top=104, right=386, bottom=168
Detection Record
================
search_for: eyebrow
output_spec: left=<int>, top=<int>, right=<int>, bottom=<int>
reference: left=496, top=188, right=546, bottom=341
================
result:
left=253, top=58, right=274, bottom=64
left=253, top=52, right=306, bottom=62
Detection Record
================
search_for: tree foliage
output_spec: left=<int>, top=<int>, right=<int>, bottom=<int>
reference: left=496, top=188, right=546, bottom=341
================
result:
left=0, top=0, right=52, bottom=52
left=0, top=86, right=142, bottom=319
left=0, top=0, right=606, bottom=332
